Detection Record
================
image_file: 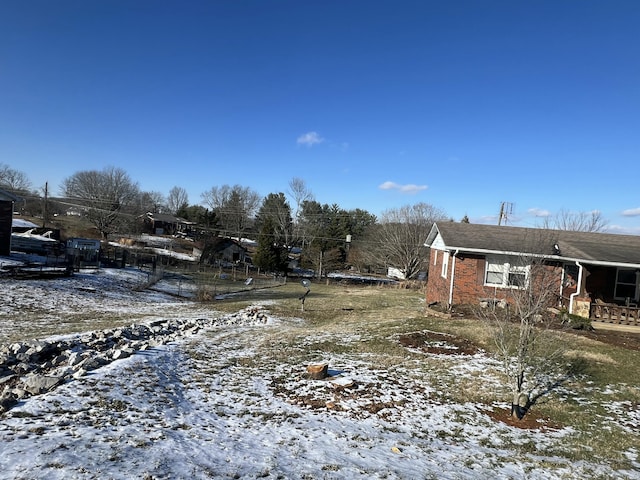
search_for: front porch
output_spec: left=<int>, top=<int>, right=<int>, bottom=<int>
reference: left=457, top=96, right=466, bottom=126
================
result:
left=590, top=300, right=640, bottom=328
left=558, top=262, right=640, bottom=329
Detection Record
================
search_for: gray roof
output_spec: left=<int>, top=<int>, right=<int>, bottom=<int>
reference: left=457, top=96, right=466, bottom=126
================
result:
left=147, top=212, right=191, bottom=224
left=0, top=188, right=20, bottom=202
left=425, top=222, right=640, bottom=267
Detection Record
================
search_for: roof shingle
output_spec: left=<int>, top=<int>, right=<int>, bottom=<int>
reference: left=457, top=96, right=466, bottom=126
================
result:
left=426, top=222, right=640, bottom=266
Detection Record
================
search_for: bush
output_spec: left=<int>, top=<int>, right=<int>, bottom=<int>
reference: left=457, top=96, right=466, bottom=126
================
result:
left=559, top=310, right=593, bottom=330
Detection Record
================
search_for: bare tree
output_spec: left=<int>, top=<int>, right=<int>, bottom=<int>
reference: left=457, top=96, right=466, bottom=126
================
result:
left=286, top=177, right=315, bottom=252
left=364, top=203, right=448, bottom=280
left=201, top=184, right=261, bottom=238
left=167, top=186, right=189, bottom=215
left=476, top=252, right=575, bottom=419
left=62, top=166, right=139, bottom=239
left=137, top=191, right=166, bottom=214
left=287, top=177, right=314, bottom=220
left=542, top=209, right=608, bottom=232
left=0, top=163, right=31, bottom=194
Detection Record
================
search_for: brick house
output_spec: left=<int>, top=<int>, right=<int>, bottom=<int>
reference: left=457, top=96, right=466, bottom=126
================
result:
left=424, top=222, right=640, bottom=321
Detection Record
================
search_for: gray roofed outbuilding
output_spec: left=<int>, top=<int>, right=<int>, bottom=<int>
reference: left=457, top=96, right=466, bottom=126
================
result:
left=0, top=188, right=19, bottom=202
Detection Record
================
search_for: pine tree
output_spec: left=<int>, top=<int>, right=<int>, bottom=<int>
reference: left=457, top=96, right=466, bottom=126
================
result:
left=253, top=217, right=287, bottom=274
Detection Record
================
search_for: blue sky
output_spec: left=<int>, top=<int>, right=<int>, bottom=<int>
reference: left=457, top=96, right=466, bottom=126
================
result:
left=1, top=1, right=639, bottom=233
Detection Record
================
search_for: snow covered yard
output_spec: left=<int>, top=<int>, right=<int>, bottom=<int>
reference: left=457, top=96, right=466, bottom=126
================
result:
left=0, top=268, right=210, bottom=342
left=0, top=269, right=639, bottom=479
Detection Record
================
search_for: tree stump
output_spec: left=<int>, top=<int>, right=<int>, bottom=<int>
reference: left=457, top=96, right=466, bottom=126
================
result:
left=306, top=363, right=328, bottom=380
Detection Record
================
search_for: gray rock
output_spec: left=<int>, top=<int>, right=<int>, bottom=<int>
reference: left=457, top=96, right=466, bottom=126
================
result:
left=0, top=392, right=17, bottom=413
left=23, top=374, right=63, bottom=395
left=67, top=351, right=84, bottom=367
left=10, top=343, right=27, bottom=355
left=112, top=349, right=132, bottom=360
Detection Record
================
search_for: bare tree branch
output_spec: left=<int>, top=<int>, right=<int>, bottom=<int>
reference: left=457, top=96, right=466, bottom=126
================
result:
left=476, top=247, right=576, bottom=420
left=541, top=209, right=608, bottom=232
left=167, top=186, right=189, bottom=214
left=363, top=203, right=448, bottom=279
left=201, top=184, right=261, bottom=238
left=0, top=163, right=32, bottom=193
left=62, top=166, right=139, bottom=239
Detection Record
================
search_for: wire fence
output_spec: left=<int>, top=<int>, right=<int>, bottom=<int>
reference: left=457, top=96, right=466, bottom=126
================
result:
left=98, top=246, right=288, bottom=299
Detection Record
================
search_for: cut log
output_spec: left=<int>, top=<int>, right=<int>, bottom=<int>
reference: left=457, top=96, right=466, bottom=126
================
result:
left=306, top=363, right=328, bottom=380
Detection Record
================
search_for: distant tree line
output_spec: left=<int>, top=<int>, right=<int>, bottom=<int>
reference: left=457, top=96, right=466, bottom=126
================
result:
left=0, top=162, right=610, bottom=278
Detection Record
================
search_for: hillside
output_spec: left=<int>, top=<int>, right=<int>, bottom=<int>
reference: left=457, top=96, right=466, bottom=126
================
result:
left=0, top=270, right=638, bottom=479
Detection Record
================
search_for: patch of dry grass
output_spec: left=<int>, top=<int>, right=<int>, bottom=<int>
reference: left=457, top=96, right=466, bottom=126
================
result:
left=215, top=281, right=640, bottom=468
left=9, top=274, right=640, bottom=469
left=565, top=349, right=618, bottom=365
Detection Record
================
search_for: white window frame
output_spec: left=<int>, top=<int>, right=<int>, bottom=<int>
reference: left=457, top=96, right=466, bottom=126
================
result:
left=484, top=255, right=529, bottom=289
left=614, top=268, right=639, bottom=301
left=441, top=251, right=449, bottom=279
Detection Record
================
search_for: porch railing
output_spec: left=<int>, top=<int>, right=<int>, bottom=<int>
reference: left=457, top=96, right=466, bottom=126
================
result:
left=591, top=301, right=640, bottom=327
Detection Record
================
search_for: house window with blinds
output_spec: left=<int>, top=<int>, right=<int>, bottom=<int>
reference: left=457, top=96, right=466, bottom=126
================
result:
left=484, top=255, right=529, bottom=288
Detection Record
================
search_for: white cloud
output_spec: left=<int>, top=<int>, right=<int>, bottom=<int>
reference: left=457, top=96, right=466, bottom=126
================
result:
left=622, top=207, right=640, bottom=217
left=528, top=208, right=551, bottom=217
left=296, top=131, right=324, bottom=147
left=379, top=181, right=428, bottom=194
left=477, top=215, right=499, bottom=225
left=605, top=224, right=640, bottom=235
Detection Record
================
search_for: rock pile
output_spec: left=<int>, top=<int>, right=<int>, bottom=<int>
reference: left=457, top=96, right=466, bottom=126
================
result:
left=0, top=305, right=272, bottom=413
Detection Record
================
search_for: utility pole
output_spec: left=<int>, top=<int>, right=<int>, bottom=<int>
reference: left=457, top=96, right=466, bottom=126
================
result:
left=498, top=202, right=513, bottom=226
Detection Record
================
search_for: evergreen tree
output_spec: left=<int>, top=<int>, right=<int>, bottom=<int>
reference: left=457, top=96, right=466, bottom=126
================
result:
left=297, top=202, right=374, bottom=276
left=253, top=217, right=288, bottom=273
left=254, top=193, right=293, bottom=248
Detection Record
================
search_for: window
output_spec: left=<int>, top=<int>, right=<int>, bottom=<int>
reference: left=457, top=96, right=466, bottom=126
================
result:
left=433, top=250, right=438, bottom=266
left=441, top=251, right=449, bottom=279
left=615, top=268, right=638, bottom=301
left=485, top=259, right=505, bottom=285
left=484, top=255, right=529, bottom=288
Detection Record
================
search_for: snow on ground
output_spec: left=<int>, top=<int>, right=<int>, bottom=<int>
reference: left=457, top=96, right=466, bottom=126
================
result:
left=0, top=268, right=210, bottom=342
left=0, top=269, right=638, bottom=479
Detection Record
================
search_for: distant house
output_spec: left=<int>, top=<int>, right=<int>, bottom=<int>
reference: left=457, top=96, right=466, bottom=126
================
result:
left=199, top=237, right=248, bottom=266
left=424, top=222, right=640, bottom=323
left=142, top=212, right=193, bottom=236
left=0, top=188, right=20, bottom=256
left=65, top=207, right=84, bottom=217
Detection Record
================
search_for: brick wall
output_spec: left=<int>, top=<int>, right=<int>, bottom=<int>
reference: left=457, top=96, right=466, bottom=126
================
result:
left=426, top=250, right=563, bottom=307
left=425, top=249, right=450, bottom=305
